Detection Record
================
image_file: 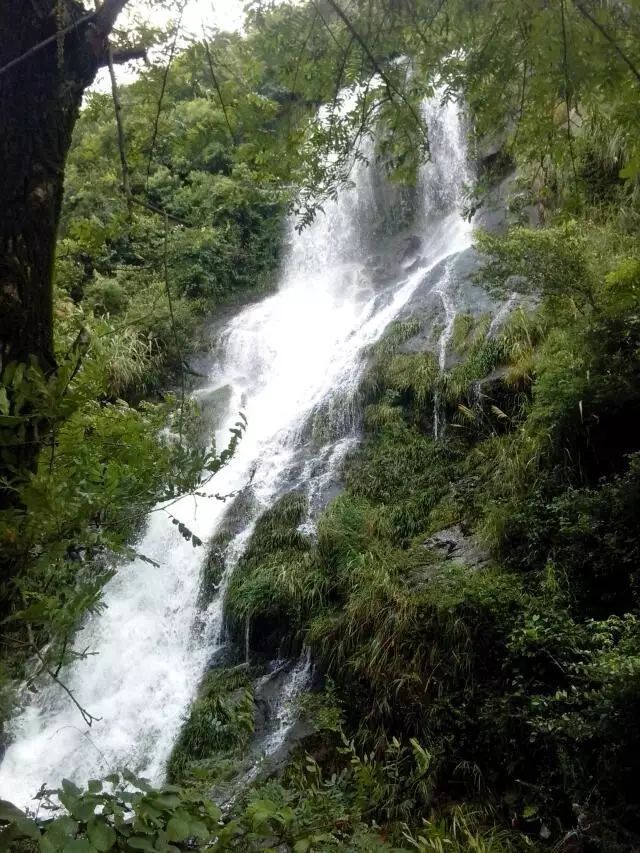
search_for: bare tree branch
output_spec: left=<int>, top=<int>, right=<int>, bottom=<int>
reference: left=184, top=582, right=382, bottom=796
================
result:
left=327, top=34, right=356, bottom=146
left=131, top=197, right=192, bottom=226
left=8, top=617, right=102, bottom=728
left=560, top=0, right=578, bottom=182
left=0, top=0, right=134, bottom=78
left=0, top=9, right=95, bottom=78
left=163, top=213, right=186, bottom=443
left=202, top=35, right=235, bottom=143
left=106, top=47, right=194, bottom=226
left=146, top=7, right=186, bottom=188
left=100, top=45, right=147, bottom=66
left=33, top=644, right=102, bottom=727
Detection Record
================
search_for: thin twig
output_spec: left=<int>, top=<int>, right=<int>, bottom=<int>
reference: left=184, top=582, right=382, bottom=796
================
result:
left=131, top=197, right=191, bottom=226
left=146, top=6, right=186, bottom=189
left=163, top=214, right=185, bottom=443
left=15, top=620, right=102, bottom=728
left=511, top=57, right=528, bottom=148
left=321, top=0, right=428, bottom=144
left=202, top=35, right=235, bottom=142
left=560, top=0, right=578, bottom=183
left=327, top=34, right=356, bottom=147
left=0, top=10, right=96, bottom=78
left=573, top=0, right=640, bottom=84
left=107, top=44, right=133, bottom=218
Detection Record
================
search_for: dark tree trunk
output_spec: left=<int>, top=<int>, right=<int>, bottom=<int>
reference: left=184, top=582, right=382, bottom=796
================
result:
left=0, top=1, right=101, bottom=372
left=0, top=0, right=131, bottom=497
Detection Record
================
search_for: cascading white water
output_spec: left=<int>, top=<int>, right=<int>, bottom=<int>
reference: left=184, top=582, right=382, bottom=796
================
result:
left=0, top=91, right=472, bottom=810
left=422, top=93, right=474, bottom=440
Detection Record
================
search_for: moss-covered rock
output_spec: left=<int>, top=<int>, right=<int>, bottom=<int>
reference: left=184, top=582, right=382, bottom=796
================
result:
left=168, top=665, right=255, bottom=787
left=224, top=492, right=325, bottom=658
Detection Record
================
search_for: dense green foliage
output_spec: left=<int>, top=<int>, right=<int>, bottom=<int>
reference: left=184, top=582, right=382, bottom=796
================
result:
left=4, top=0, right=640, bottom=849
left=168, top=666, right=255, bottom=789
left=216, top=214, right=640, bottom=849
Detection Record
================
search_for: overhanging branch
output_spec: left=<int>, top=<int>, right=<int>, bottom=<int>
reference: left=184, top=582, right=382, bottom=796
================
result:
left=95, top=0, right=132, bottom=35
left=0, top=9, right=95, bottom=78
left=0, top=0, right=135, bottom=79
left=573, top=0, right=640, bottom=84
left=321, top=0, right=428, bottom=145
left=100, top=45, right=147, bottom=66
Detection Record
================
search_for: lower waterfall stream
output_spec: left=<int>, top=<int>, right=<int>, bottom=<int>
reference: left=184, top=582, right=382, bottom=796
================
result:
left=0, top=93, right=474, bottom=809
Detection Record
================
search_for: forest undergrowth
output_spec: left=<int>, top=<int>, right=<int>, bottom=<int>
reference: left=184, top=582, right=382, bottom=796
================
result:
left=3, top=0, right=640, bottom=850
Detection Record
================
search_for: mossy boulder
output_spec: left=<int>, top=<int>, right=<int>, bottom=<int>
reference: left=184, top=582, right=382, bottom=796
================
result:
left=224, top=492, right=324, bottom=659
left=168, top=666, right=255, bottom=786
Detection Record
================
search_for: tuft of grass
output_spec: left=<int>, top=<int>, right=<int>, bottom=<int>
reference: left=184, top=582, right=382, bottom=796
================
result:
left=168, top=666, right=255, bottom=785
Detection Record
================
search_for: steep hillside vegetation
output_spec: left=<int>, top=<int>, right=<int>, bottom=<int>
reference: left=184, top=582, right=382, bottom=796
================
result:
left=2, top=0, right=640, bottom=850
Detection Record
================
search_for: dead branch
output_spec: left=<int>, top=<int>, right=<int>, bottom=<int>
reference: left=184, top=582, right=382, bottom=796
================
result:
left=95, top=0, right=132, bottom=35
left=0, top=9, right=95, bottom=78
left=163, top=214, right=186, bottom=442
left=100, top=46, right=147, bottom=66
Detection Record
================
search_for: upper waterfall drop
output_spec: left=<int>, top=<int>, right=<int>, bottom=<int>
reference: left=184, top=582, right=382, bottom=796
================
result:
left=0, top=92, right=473, bottom=810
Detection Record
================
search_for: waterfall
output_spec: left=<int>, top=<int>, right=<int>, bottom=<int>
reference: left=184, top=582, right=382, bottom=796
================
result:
left=423, top=91, right=473, bottom=440
left=0, top=92, right=472, bottom=810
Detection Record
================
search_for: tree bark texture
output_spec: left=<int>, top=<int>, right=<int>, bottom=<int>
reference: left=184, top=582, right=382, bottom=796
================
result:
left=0, top=0, right=130, bottom=498
left=0, top=1, right=107, bottom=372
left=0, top=0, right=131, bottom=500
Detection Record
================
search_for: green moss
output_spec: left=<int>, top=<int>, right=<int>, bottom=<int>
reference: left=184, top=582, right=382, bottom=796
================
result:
left=451, top=312, right=491, bottom=355
left=198, top=487, right=259, bottom=608
left=198, top=533, right=231, bottom=608
left=224, top=492, right=330, bottom=654
left=168, top=666, right=255, bottom=785
left=274, top=224, right=640, bottom=844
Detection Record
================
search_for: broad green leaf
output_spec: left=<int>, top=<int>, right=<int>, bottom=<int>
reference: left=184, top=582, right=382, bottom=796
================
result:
left=39, top=835, right=57, bottom=853
left=63, top=840, right=94, bottom=853
left=187, top=819, right=208, bottom=840
left=70, top=798, right=97, bottom=822
left=165, top=816, right=190, bottom=842
left=87, top=819, right=117, bottom=852
left=126, top=837, right=156, bottom=851
left=61, top=779, right=82, bottom=798
left=0, top=827, right=23, bottom=852
left=44, top=817, right=79, bottom=845
left=0, top=388, right=9, bottom=416
left=122, top=770, right=151, bottom=792
left=149, top=794, right=180, bottom=811
left=0, top=800, right=28, bottom=822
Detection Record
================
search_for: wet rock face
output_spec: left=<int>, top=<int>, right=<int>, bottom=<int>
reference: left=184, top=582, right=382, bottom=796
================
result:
left=395, top=246, right=501, bottom=360
left=422, top=525, right=491, bottom=571
left=400, top=234, right=423, bottom=268
left=407, top=526, right=492, bottom=588
left=191, top=384, right=233, bottom=448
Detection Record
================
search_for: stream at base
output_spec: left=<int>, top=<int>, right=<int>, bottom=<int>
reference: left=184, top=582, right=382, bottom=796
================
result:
left=0, top=92, right=473, bottom=810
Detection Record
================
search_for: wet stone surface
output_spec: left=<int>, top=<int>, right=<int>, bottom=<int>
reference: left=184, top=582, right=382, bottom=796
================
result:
left=422, top=524, right=491, bottom=571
